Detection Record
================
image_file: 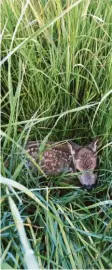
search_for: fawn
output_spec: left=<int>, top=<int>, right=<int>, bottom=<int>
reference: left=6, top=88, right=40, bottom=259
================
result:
left=26, top=138, right=99, bottom=190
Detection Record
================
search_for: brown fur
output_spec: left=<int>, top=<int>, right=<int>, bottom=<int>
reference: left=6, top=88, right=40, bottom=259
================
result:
left=26, top=141, right=73, bottom=175
left=68, top=139, right=99, bottom=188
left=26, top=139, right=99, bottom=189
left=74, top=148, right=97, bottom=170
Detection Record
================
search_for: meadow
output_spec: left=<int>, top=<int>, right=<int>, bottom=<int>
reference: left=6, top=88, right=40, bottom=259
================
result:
left=1, top=0, right=112, bottom=269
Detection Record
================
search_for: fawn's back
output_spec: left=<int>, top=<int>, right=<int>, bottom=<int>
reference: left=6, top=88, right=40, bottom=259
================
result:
left=26, top=141, right=73, bottom=175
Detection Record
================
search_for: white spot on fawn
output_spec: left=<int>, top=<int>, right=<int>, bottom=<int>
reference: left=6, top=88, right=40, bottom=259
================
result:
left=44, top=152, right=49, bottom=157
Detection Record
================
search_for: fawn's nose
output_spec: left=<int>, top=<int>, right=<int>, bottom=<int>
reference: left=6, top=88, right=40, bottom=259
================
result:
left=83, top=184, right=96, bottom=190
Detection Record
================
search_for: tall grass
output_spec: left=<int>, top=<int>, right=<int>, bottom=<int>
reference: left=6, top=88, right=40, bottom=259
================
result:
left=1, top=0, right=112, bottom=269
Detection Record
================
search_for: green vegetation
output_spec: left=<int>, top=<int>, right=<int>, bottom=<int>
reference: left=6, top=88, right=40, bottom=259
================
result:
left=1, top=0, right=112, bottom=269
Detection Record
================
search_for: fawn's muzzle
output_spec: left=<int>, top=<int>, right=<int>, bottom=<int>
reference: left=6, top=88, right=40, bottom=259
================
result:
left=78, top=172, right=97, bottom=189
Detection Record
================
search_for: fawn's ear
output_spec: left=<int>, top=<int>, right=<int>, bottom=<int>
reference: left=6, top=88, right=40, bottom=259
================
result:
left=88, top=138, right=99, bottom=152
left=67, top=141, right=81, bottom=155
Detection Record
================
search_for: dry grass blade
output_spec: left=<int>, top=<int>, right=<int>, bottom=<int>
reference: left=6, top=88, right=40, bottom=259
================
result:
left=6, top=187, right=40, bottom=270
left=0, top=176, right=48, bottom=211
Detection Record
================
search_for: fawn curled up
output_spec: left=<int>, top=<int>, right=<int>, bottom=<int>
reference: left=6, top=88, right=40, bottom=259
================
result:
left=26, top=138, right=99, bottom=190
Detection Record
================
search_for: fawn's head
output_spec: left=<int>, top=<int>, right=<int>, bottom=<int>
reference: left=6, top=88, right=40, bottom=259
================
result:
left=68, top=138, right=99, bottom=190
